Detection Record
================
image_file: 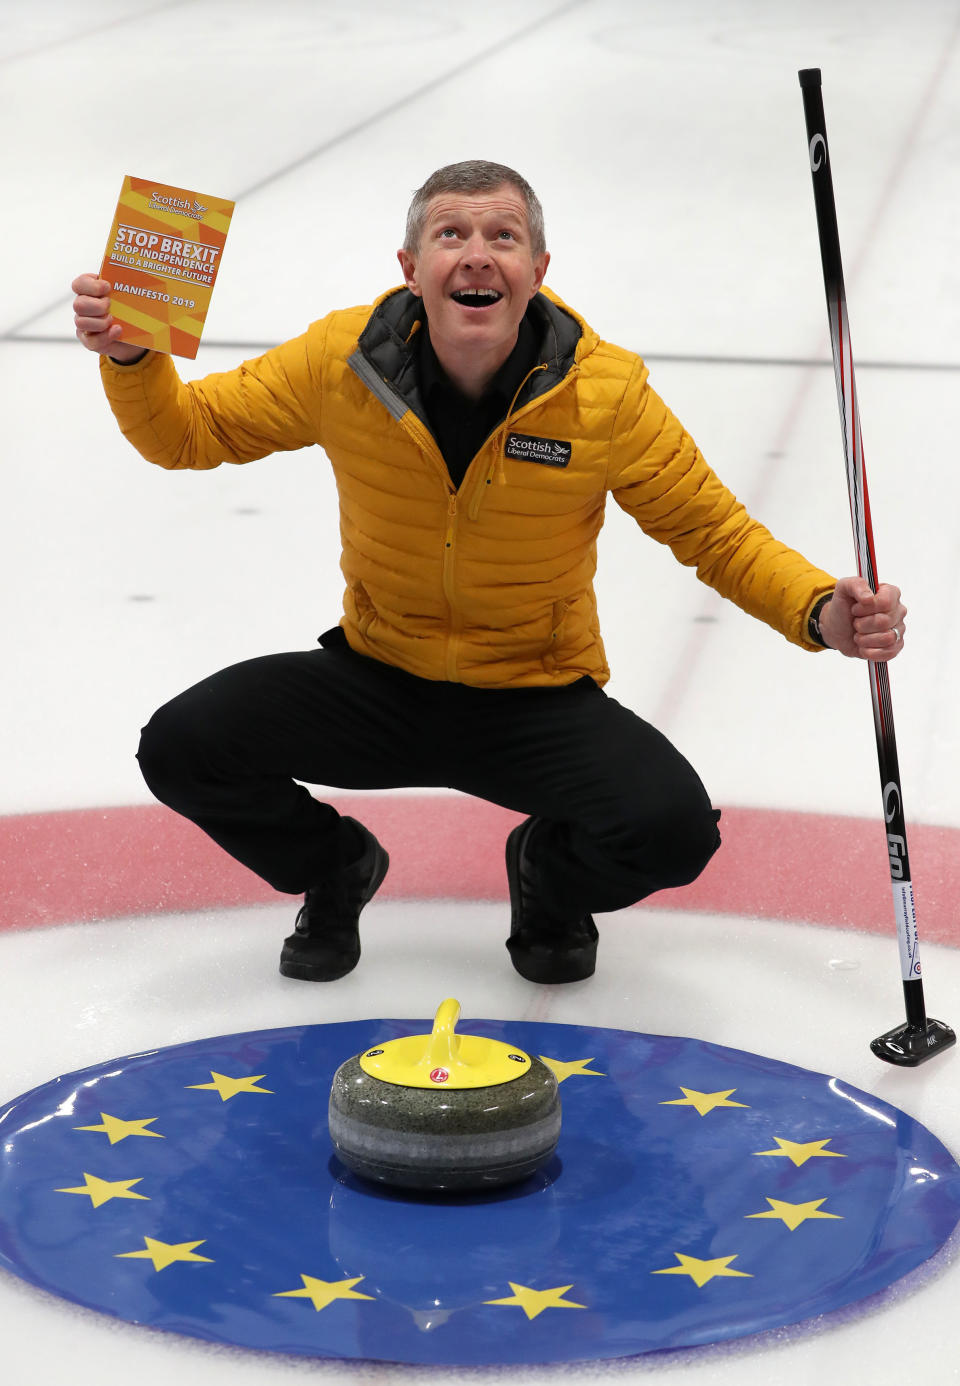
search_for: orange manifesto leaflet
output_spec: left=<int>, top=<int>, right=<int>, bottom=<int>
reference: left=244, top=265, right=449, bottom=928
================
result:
left=99, top=176, right=235, bottom=359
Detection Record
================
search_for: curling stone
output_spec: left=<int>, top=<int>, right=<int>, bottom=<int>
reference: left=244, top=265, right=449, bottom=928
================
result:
left=328, top=999, right=560, bottom=1191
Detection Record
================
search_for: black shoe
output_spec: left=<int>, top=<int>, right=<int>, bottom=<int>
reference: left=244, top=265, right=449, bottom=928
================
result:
left=279, top=818, right=389, bottom=981
left=505, top=819, right=598, bottom=984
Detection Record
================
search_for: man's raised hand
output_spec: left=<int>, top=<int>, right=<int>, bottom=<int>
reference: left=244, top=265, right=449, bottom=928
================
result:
left=72, top=274, right=146, bottom=363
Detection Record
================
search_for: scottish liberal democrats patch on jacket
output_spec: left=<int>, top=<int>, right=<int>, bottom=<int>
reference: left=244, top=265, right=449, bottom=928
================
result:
left=504, top=433, right=572, bottom=467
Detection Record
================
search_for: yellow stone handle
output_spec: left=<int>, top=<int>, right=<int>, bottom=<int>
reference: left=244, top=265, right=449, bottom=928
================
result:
left=424, top=998, right=462, bottom=1070
left=357, top=998, right=532, bottom=1088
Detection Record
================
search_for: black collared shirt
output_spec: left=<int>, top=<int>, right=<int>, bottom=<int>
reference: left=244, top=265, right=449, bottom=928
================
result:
left=418, top=310, right=540, bottom=489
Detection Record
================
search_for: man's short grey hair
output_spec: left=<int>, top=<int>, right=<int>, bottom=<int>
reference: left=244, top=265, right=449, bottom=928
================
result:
left=404, top=160, right=546, bottom=259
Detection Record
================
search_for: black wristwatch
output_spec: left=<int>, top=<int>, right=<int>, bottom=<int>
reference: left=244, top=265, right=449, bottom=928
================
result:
left=807, top=592, right=833, bottom=647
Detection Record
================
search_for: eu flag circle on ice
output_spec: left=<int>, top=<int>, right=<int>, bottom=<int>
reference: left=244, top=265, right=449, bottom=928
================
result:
left=0, top=1019, right=958, bottom=1365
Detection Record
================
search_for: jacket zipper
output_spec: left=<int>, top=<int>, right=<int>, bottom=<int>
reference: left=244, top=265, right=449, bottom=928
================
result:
left=442, top=492, right=462, bottom=680
left=400, top=415, right=465, bottom=678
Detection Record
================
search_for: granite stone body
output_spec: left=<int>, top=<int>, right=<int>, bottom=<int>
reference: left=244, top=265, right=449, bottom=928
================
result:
left=328, top=1054, right=561, bottom=1190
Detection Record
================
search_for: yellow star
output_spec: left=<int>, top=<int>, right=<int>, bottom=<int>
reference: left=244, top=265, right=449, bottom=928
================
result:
left=116, top=1237, right=213, bottom=1272
left=74, top=1112, right=165, bottom=1145
left=185, top=1071, right=273, bottom=1101
left=746, top=1197, right=843, bottom=1231
left=539, top=1056, right=605, bottom=1083
left=753, top=1137, right=847, bottom=1167
left=652, top=1253, right=753, bottom=1288
left=484, top=1282, right=587, bottom=1319
left=660, top=1088, right=749, bottom=1116
left=55, top=1173, right=149, bottom=1209
left=273, top=1275, right=375, bottom=1311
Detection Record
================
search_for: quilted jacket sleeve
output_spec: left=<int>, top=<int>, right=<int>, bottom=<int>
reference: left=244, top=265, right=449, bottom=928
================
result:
left=608, top=358, right=836, bottom=650
left=97, top=320, right=328, bottom=470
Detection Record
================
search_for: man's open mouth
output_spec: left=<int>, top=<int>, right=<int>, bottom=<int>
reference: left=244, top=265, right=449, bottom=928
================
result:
left=451, top=289, right=503, bottom=308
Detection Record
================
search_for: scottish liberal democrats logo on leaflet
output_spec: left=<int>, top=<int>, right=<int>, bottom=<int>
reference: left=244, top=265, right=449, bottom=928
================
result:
left=505, top=433, right=572, bottom=467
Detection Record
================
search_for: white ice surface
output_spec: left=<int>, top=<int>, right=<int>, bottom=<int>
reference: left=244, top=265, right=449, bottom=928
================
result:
left=4, top=1, right=960, bottom=1383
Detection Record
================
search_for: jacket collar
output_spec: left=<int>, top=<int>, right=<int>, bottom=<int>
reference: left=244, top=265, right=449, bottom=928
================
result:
left=348, top=286, right=586, bottom=426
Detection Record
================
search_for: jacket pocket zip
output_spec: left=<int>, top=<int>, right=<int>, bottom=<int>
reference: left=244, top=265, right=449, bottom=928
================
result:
left=543, top=598, right=569, bottom=673
left=352, top=581, right=376, bottom=636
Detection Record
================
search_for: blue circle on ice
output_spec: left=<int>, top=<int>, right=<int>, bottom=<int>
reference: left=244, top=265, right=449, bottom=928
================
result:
left=0, top=1019, right=958, bottom=1364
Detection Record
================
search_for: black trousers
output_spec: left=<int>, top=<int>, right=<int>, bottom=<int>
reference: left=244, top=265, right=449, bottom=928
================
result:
left=136, top=631, right=721, bottom=916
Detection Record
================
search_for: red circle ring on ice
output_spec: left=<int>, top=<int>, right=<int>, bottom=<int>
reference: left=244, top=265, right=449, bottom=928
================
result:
left=4, top=796, right=960, bottom=949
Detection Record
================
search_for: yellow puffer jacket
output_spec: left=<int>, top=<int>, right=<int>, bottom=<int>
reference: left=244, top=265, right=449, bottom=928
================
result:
left=99, top=285, right=835, bottom=687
